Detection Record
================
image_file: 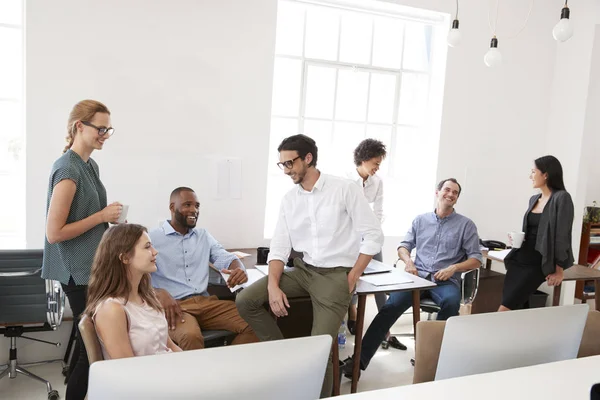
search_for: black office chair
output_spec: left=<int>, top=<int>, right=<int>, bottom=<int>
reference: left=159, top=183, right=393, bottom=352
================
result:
left=419, top=268, right=481, bottom=320
left=0, top=249, right=65, bottom=400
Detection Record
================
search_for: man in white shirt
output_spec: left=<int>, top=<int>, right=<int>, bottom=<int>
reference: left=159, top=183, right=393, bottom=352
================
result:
left=236, top=134, right=384, bottom=398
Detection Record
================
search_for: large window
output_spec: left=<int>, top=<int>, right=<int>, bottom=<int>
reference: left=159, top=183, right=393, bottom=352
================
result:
left=0, top=1, right=25, bottom=248
left=264, top=0, right=448, bottom=237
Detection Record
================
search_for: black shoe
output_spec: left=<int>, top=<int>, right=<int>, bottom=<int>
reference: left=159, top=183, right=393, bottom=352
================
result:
left=347, top=320, right=356, bottom=335
left=387, top=336, right=407, bottom=351
left=340, top=356, right=361, bottom=380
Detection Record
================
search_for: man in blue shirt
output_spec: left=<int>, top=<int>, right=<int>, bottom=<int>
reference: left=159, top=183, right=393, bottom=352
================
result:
left=342, top=178, right=482, bottom=376
left=149, top=187, right=258, bottom=349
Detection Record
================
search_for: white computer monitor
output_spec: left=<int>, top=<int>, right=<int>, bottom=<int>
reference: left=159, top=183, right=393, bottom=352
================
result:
left=435, top=304, right=588, bottom=380
left=88, top=335, right=332, bottom=400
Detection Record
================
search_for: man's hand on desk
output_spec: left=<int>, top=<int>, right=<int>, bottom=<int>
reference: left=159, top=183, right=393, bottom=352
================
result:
left=221, top=268, right=248, bottom=288
left=156, top=289, right=185, bottom=330
left=268, top=285, right=290, bottom=317
left=405, top=260, right=418, bottom=276
left=434, top=265, right=457, bottom=282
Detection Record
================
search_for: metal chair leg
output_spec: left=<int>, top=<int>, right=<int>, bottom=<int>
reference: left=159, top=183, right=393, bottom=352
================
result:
left=0, top=365, right=10, bottom=381
left=16, top=365, right=54, bottom=393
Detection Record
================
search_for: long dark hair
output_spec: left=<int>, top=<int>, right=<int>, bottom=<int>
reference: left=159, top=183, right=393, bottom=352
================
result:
left=534, top=155, right=566, bottom=191
left=84, top=224, right=162, bottom=318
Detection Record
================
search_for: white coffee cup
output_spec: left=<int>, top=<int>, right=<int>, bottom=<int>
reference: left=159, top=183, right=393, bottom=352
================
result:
left=117, top=204, right=129, bottom=224
left=508, top=231, right=525, bottom=248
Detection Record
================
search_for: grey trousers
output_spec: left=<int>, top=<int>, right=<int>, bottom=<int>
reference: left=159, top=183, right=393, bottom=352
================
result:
left=235, top=258, right=353, bottom=398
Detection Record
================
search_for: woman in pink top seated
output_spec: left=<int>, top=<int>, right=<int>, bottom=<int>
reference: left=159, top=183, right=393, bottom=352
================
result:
left=84, top=224, right=182, bottom=359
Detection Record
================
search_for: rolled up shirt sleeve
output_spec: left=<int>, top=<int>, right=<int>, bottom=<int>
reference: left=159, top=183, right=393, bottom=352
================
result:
left=206, top=231, right=242, bottom=271
left=345, top=182, right=383, bottom=256
left=463, top=220, right=483, bottom=264
left=267, top=202, right=292, bottom=264
left=399, top=218, right=418, bottom=253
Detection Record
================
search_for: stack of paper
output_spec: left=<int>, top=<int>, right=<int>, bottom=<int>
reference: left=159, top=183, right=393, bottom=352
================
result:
left=231, top=251, right=251, bottom=259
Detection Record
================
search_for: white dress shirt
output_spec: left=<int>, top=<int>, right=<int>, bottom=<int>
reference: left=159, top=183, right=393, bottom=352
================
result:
left=347, top=169, right=384, bottom=223
left=268, top=173, right=384, bottom=268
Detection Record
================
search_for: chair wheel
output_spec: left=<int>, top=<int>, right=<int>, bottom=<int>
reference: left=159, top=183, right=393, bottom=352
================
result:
left=410, top=358, right=415, bottom=367
left=48, top=390, right=60, bottom=400
left=61, top=366, right=69, bottom=377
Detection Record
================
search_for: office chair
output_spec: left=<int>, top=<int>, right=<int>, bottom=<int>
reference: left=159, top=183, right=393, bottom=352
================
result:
left=0, top=249, right=65, bottom=400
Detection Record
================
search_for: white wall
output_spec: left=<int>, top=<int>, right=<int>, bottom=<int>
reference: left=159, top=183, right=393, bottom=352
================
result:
left=26, top=0, right=278, bottom=250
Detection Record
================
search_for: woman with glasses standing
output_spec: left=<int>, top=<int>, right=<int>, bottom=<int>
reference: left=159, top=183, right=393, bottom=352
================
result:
left=42, top=99, right=122, bottom=400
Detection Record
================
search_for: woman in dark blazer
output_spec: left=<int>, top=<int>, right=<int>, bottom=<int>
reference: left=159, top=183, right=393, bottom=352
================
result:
left=499, top=155, right=574, bottom=311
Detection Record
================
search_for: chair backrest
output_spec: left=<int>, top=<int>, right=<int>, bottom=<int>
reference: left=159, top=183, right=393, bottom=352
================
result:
left=578, top=310, right=600, bottom=358
left=0, top=249, right=64, bottom=328
left=461, top=267, right=480, bottom=305
left=79, top=315, right=104, bottom=364
left=413, top=320, right=446, bottom=384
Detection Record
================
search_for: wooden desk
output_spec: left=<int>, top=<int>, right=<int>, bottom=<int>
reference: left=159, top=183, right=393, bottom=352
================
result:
left=350, top=273, right=436, bottom=394
left=328, top=355, right=600, bottom=399
left=484, top=251, right=600, bottom=311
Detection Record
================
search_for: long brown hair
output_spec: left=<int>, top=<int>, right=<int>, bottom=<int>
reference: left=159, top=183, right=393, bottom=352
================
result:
left=85, top=224, right=162, bottom=318
left=64, top=100, right=111, bottom=153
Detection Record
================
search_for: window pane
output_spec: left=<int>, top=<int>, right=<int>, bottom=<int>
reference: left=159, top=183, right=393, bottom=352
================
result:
left=367, top=73, right=396, bottom=124
left=335, top=69, right=369, bottom=122
left=304, top=65, right=336, bottom=119
left=305, top=6, right=340, bottom=61
left=268, top=117, right=298, bottom=172
left=403, top=23, right=432, bottom=71
left=275, top=1, right=305, bottom=56
left=339, top=11, right=372, bottom=65
left=372, top=16, right=404, bottom=69
left=0, top=101, right=22, bottom=141
left=366, top=125, right=391, bottom=176
left=0, top=27, right=23, bottom=99
left=332, top=122, right=365, bottom=175
left=0, top=0, right=22, bottom=25
left=271, top=57, right=302, bottom=117
left=303, top=119, right=333, bottom=172
left=398, top=73, right=429, bottom=125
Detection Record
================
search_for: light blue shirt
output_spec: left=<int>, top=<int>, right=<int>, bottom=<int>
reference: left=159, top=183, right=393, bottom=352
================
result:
left=149, top=221, right=242, bottom=299
left=399, top=211, right=482, bottom=286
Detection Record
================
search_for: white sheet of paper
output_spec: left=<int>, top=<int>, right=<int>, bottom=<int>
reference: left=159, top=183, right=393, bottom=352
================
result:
left=220, top=269, right=266, bottom=292
left=488, top=249, right=512, bottom=261
left=255, top=264, right=294, bottom=276
left=231, top=251, right=251, bottom=259
left=363, top=259, right=394, bottom=275
left=359, top=269, right=413, bottom=286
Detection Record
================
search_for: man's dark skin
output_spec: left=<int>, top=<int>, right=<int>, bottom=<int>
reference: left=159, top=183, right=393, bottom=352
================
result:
left=155, top=190, right=247, bottom=330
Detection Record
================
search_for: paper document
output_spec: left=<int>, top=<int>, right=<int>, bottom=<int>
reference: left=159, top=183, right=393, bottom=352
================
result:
left=363, top=259, right=394, bottom=275
left=220, top=269, right=266, bottom=292
left=359, top=269, right=413, bottom=286
left=231, top=251, right=251, bottom=259
left=255, top=264, right=294, bottom=276
left=488, top=249, right=512, bottom=261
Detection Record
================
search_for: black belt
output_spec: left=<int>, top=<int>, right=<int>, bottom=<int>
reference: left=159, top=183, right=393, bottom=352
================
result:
left=178, top=293, right=203, bottom=301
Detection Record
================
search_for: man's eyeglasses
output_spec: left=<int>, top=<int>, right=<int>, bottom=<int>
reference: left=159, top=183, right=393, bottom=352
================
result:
left=81, top=121, right=115, bottom=137
left=276, top=156, right=301, bottom=170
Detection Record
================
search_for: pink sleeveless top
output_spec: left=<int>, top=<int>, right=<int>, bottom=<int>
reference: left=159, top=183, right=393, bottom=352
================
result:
left=93, top=297, right=172, bottom=359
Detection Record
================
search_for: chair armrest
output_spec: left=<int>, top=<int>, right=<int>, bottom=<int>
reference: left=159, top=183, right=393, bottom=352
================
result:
left=460, top=268, right=480, bottom=305
left=0, top=267, right=42, bottom=277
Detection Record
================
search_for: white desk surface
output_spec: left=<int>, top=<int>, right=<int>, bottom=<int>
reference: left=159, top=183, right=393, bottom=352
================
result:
left=356, top=268, right=436, bottom=295
left=331, top=355, right=600, bottom=399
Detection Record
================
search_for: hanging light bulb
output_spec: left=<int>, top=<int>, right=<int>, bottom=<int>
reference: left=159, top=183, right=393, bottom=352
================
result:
left=447, top=19, right=462, bottom=47
left=484, top=36, right=502, bottom=67
left=553, top=3, right=574, bottom=42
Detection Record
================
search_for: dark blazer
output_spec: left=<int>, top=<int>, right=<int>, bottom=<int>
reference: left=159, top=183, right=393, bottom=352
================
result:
left=505, top=190, right=575, bottom=276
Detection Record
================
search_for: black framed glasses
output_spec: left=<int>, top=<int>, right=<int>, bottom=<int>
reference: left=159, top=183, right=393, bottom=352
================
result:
left=276, top=156, right=301, bottom=170
left=81, top=121, right=115, bottom=137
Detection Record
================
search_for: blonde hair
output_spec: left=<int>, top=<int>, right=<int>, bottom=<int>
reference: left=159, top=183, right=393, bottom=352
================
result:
left=64, top=100, right=111, bottom=153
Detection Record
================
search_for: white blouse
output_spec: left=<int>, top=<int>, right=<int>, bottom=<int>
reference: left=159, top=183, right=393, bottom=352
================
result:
left=347, top=169, right=384, bottom=223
